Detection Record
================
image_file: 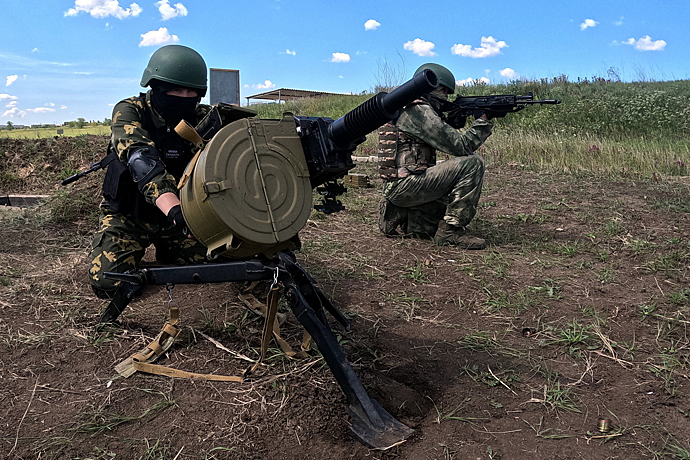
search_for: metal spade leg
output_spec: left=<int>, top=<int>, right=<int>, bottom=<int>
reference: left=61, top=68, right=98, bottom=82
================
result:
left=103, top=255, right=414, bottom=449
left=278, top=254, right=414, bottom=449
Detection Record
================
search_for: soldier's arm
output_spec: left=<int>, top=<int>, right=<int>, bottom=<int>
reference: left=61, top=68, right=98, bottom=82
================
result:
left=111, top=99, right=178, bottom=208
left=396, top=103, right=493, bottom=157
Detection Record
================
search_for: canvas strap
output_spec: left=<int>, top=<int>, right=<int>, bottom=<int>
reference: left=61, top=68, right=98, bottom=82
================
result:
left=115, top=283, right=309, bottom=381
left=175, top=120, right=206, bottom=189
left=239, top=291, right=311, bottom=371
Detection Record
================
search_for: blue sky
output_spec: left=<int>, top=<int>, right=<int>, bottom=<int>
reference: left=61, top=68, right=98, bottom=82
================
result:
left=1, top=0, right=686, bottom=126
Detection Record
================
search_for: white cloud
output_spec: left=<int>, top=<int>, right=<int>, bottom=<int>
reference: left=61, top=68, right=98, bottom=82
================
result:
left=614, top=16, right=624, bottom=26
left=451, top=36, right=507, bottom=58
left=2, top=107, right=25, bottom=118
left=456, top=77, right=490, bottom=86
left=0, top=93, right=19, bottom=103
left=331, top=52, right=351, bottom=63
left=500, top=68, right=519, bottom=79
left=285, top=49, right=296, bottom=56
left=364, top=19, right=380, bottom=31
left=580, top=19, right=598, bottom=30
left=31, top=48, right=39, bottom=53
left=139, top=28, right=179, bottom=47
left=252, top=80, right=276, bottom=90
left=27, top=107, right=56, bottom=114
left=64, top=0, right=142, bottom=19
left=156, top=0, right=187, bottom=20
left=624, top=35, right=666, bottom=51
left=403, top=38, right=436, bottom=57
left=6, top=75, right=18, bottom=87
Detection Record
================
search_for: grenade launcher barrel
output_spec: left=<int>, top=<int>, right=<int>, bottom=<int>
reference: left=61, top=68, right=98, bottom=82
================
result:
left=295, top=69, right=439, bottom=189
left=328, top=68, right=439, bottom=146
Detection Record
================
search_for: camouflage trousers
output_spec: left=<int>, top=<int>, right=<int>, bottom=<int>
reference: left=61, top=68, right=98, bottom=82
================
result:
left=382, top=154, right=485, bottom=236
left=88, top=211, right=208, bottom=296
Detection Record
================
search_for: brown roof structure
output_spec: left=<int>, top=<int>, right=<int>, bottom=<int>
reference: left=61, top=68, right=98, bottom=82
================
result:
left=245, top=88, right=348, bottom=103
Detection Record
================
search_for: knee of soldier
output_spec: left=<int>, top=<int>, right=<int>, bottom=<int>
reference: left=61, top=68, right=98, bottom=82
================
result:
left=91, top=285, right=118, bottom=300
left=88, top=254, right=121, bottom=295
left=468, top=154, right=485, bottom=172
left=89, top=274, right=119, bottom=297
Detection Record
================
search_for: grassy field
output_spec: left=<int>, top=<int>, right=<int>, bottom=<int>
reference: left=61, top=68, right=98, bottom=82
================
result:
left=251, top=76, right=690, bottom=179
left=0, top=125, right=110, bottom=139
left=2, top=75, right=688, bottom=178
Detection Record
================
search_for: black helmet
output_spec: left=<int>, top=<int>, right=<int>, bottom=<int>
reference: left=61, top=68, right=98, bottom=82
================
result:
left=414, top=63, right=456, bottom=94
left=141, top=45, right=207, bottom=95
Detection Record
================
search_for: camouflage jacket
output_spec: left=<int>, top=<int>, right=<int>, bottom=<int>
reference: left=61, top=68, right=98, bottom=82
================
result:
left=110, top=90, right=211, bottom=207
left=378, top=100, right=493, bottom=180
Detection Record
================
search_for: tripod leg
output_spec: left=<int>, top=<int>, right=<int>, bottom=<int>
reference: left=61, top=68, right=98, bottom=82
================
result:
left=286, top=286, right=413, bottom=450
left=97, top=283, right=141, bottom=326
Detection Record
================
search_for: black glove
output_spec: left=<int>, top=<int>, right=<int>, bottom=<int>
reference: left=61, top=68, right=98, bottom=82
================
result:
left=483, top=109, right=509, bottom=119
left=167, top=205, right=190, bottom=236
left=446, top=110, right=467, bottom=129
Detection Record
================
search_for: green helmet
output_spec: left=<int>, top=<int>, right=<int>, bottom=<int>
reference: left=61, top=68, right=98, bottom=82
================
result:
left=414, top=63, right=455, bottom=94
left=140, top=45, right=207, bottom=94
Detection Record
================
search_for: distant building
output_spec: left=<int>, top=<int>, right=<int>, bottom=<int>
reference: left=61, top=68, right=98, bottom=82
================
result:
left=245, top=88, right=349, bottom=105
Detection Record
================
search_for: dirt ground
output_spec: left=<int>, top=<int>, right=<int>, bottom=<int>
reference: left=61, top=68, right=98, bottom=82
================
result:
left=1, top=137, right=690, bottom=459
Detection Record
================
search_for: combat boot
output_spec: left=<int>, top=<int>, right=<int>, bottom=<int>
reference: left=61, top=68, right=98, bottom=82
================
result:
left=378, top=199, right=407, bottom=236
left=434, top=221, right=486, bottom=249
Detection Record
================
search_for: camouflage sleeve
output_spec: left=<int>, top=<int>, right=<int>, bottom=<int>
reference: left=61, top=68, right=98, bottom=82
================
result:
left=395, top=103, right=493, bottom=157
left=110, top=98, right=178, bottom=205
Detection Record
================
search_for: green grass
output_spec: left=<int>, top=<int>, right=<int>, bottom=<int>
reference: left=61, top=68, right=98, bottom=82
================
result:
left=0, top=125, right=110, bottom=139
left=244, top=76, right=690, bottom=180
left=71, top=390, right=176, bottom=436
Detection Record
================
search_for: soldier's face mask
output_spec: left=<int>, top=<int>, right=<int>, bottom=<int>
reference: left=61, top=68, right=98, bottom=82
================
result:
left=151, top=82, right=200, bottom=126
left=426, top=87, right=450, bottom=113
left=430, top=87, right=450, bottom=101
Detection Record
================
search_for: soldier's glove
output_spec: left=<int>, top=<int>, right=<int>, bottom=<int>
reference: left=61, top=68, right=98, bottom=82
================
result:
left=480, top=109, right=509, bottom=120
left=167, top=205, right=191, bottom=237
left=446, top=109, right=467, bottom=129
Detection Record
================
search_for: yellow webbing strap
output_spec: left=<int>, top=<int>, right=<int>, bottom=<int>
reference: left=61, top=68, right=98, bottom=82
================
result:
left=130, top=361, right=244, bottom=382
left=114, top=287, right=311, bottom=381
left=115, top=305, right=245, bottom=381
left=115, top=306, right=181, bottom=378
left=239, top=292, right=311, bottom=361
left=174, top=120, right=206, bottom=190
left=248, top=287, right=280, bottom=374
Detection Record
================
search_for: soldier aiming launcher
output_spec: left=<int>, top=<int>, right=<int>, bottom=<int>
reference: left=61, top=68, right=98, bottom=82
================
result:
left=88, top=69, right=440, bottom=450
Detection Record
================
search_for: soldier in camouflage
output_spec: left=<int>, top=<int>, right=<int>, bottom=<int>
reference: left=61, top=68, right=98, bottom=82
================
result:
left=378, top=63, right=495, bottom=249
left=88, top=45, right=211, bottom=316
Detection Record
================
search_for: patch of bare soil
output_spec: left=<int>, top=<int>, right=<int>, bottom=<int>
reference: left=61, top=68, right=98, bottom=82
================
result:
left=1, top=140, right=690, bottom=459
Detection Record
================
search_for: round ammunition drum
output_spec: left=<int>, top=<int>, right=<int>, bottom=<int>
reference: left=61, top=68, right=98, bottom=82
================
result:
left=180, top=114, right=312, bottom=258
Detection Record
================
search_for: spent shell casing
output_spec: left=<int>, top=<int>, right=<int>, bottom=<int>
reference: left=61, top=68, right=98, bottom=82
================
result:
left=598, top=418, right=611, bottom=433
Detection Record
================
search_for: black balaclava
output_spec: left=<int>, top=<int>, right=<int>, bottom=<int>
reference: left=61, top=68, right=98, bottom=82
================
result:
left=150, top=81, right=201, bottom=126
left=425, top=87, right=449, bottom=115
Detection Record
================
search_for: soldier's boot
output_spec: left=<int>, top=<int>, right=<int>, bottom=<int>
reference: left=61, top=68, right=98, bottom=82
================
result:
left=434, top=221, right=486, bottom=250
left=378, top=199, right=407, bottom=236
